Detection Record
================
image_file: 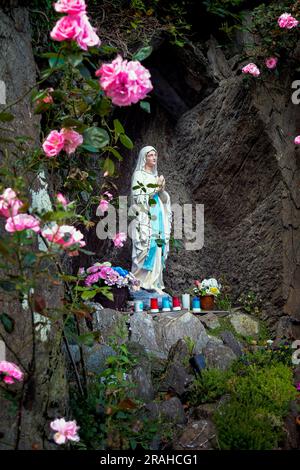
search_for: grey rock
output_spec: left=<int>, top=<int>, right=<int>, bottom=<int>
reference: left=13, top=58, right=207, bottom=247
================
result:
left=84, top=344, right=116, bottom=375
left=167, top=338, right=191, bottom=364
left=65, top=344, right=81, bottom=363
left=126, top=342, right=154, bottom=402
left=173, top=419, right=217, bottom=450
left=159, top=363, right=194, bottom=397
left=130, top=365, right=155, bottom=403
left=276, top=316, right=300, bottom=341
left=86, top=303, right=129, bottom=342
left=220, top=330, right=244, bottom=356
left=145, top=397, right=187, bottom=425
left=154, top=311, right=209, bottom=358
left=130, top=310, right=209, bottom=359
left=192, top=403, right=218, bottom=420
left=130, top=311, right=163, bottom=358
left=203, top=340, right=237, bottom=370
left=199, top=313, right=220, bottom=330
left=228, top=313, right=259, bottom=338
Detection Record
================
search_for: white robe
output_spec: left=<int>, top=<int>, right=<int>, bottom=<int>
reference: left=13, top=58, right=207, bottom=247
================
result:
left=130, top=169, right=172, bottom=293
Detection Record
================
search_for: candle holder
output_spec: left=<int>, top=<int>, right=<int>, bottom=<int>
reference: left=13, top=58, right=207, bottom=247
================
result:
left=172, top=296, right=181, bottom=311
left=192, top=297, right=201, bottom=313
left=162, top=297, right=171, bottom=311
left=182, top=293, right=190, bottom=310
left=150, top=298, right=159, bottom=313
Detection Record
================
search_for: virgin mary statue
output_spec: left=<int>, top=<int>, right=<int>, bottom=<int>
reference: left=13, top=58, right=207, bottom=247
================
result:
left=130, top=145, right=172, bottom=294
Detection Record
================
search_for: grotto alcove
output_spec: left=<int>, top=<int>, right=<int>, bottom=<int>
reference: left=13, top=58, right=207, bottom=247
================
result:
left=69, top=31, right=300, bottom=331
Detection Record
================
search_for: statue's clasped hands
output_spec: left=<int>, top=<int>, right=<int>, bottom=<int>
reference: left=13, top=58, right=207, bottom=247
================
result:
left=157, top=175, right=166, bottom=192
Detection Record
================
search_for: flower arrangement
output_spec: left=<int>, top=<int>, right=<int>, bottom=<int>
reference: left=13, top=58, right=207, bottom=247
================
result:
left=193, top=278, right=221, bottom=297
left=78, top=262, right=140, bottom=290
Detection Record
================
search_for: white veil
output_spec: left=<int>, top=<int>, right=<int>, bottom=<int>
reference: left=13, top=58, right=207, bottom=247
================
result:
left=130, top=145, right=158, bottom=204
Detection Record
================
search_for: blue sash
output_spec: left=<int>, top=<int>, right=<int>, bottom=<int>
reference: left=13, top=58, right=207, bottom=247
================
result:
left=143, top=193, right=166, bottom=271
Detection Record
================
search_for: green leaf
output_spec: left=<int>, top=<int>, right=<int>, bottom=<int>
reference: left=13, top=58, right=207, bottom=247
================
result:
left=92, top=97, right=111, bottom=117
left=49, top=56, right=65, bottom=68
left=106, top=147, right=123, bottom=161
left=61, top=117, right=87, bottom=132
left=0, top=313, right=15, bottom=333
left=78, top=248, right=96, bottom=255
left=113, top=119, right=125, bottom=135
left=0, top=112, right=14, bottom=122
left=68, top=53, right=83, bottom=67
left=83, top=127, right=110, bottom=149
left=23, top=253, right=37, bottom=268
left=120, top=134, right=133, bottom=149
left=103, top=157, right=115, bottom=176
left=132, top=46, right=153, bottom=61
left=86, top=79, right=100, bottom=90
left=149, top=198, right=157, bottom=206
left=77, top=64, right=92, bottom=79
left=80, top=144, right=99, bottom=153
left=41, top=210, right=76, bottom=221
left=140, top=101, right=151, bottom=113
left=99, top=44, right=118, bottom=55
left=81, top=289, right=98, bottom=300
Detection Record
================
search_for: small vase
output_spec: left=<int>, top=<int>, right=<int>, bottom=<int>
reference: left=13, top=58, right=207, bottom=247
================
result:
left=200, top=294, right=215, bottom=311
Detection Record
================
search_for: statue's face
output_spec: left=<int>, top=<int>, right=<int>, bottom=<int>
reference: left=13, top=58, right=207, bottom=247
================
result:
left=145, top=150, right=157, bottom=169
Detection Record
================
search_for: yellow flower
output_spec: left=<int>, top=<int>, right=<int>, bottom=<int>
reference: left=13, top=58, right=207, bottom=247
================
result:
left=209, top=287, right=219, bottom=295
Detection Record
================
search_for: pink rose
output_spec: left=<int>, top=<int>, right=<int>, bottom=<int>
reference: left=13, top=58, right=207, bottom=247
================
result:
left=42, top=130, right=65, bottom=157
left=242, top=63, right=260, bottom=77
left=56, top=193, right=68, bottom=207
left=0, top=361, right=24, bottom=384
left=96, top=55, right=153, bottom=106
left=0, top=188, right=23, bottom=218
left=50, top=14, right=82, bottom=43
left=60, top=128, right=83, bottom=154
left=265, top=57, right=278, bottom=69
left=54, top=0, right=86, bottom=15
left=113, top=232, right=126, bottom=248
left=294, top=135, right=300, bottom=144
left=50, top=418, right=80, bottom=445
left=278, top=13, right=299, bottom=29
left=5, top=214, right=41, bottom=233
left=97, top=199, right=109, bottom=214
left=41, top=224, right=86, bottom=250
left=76, top=14, right=101, bottom=51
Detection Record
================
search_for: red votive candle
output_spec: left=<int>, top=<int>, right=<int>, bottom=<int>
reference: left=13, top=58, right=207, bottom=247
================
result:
left=172, top=296, right=181, bottom=310
left=150, top=298, right=159, bottom=313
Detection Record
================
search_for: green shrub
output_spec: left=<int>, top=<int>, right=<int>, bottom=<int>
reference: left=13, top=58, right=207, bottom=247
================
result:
left=214, top=362, right=297, bottom=449
left=188, top=368, right=233, bottom=405
left=215, top=402, right=283, bottom=450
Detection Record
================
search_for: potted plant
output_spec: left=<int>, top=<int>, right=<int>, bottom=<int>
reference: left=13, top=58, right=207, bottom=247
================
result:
left=192, top=278, right=221, bottom=311
left=77, top=262, right=140, bottom=311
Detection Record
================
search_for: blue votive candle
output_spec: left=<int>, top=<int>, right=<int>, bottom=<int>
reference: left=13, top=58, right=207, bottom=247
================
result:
left=192, top=297, right=201, bottom=313
left=162, top=297, right=171, bottom=311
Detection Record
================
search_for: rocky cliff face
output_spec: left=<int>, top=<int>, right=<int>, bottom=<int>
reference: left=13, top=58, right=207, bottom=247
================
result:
left=96, top=33, right=300, bottom=328
left=0, top=3, right=69, bottom=450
